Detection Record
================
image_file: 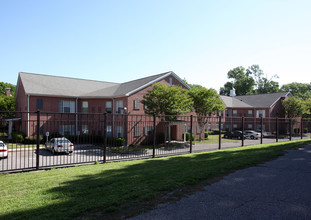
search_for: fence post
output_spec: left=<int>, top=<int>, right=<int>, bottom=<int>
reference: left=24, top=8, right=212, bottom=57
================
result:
left=289, top=118, right=292, bottom=141
left=103, top=113, right=107, bottom=163
left=153, top=114, right=156, bottom=158
left=36, top=110, right=40, bottom=170
left=241, top=117, right=244, bottom=147
left=190, top=115, right=193, bottom=153
left=301, top=118, right=303, bottom=139
left=276, top=117, right=279, bottom=142
left=260, top=116, right=263, bottom=144
left=219, top=116, right=222, bottom=150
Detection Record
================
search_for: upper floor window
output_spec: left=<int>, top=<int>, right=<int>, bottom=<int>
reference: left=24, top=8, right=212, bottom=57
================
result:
left=106, top=101, right=112, bottom=113
left=116, top=100, right=124, bottom=114
left=134, top=100, right=140, bottom=110
left=248, top=110, right=253, bottom=117
left=59, top=100, right=75, bottom=113
left=169, top=77, right=173, bottom=85
left=256, top=110, right=266, bottom=118
left=233, top=110, right=238, bottom=117
left=37, top=98, right=43, bottom=110
left=82, top=101, right=88, bottom=113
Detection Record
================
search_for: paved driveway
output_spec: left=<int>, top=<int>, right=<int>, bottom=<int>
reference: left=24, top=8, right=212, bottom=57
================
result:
left=129, top=143, right=311, bottom=220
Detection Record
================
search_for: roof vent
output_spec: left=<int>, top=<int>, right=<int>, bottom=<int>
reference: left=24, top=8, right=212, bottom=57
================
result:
left=230, top=88, right=236, bottom=97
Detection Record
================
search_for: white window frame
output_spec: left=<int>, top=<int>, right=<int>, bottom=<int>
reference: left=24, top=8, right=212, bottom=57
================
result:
left=134, top=100, right=140, bottom=110
left=115, top=126, right=123, bottom=138
left=106, top=101, right=112, bottom=113
left=144, top=126, right=153, bottom=136
left=107, top=125, right=112, bottom=137
left=248, top=110, right=253, bottom=117
left=134, top=126, right=140, bottom=137
left=82, top=101, right=88, bottom=113
left=256, top=110, right=266, bottom=118
left=233, top=110, right=237, bottom=117
left=59, top=125, right=75, bottom=136
left=59, top=100, right=75, bottom=113
left=116, top=100, right=124, bottom=114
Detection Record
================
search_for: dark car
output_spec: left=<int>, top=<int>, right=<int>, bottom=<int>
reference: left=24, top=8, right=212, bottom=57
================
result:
left=224, top=130, right=245, bottom=139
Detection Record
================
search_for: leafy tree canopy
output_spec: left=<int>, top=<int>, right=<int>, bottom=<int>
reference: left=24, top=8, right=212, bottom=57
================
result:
left=280, top=82, right=311, bottom=99
left=0, top=82, right=16, bottom=97
left=141, top=83, right=193, bottom=117
left=220, top=65, right=279, bottom=96
left=282, top=97, right=306, bottom=118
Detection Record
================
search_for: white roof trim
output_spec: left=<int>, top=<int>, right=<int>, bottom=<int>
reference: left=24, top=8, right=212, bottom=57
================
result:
left=125, top=71, right=191, bottom=96
left=269, top=92, right=292, bottom=108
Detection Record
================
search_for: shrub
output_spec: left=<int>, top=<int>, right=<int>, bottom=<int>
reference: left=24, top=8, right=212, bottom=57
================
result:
left=107, top=137, right=125, bottom=146
left=204, top=132, right=209, bottom=139
left=182, top=132, right=194, bottom=141
left=12, top=132, right=24, bottom=143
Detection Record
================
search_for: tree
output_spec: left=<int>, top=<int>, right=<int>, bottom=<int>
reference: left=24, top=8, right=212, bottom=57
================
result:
left=141, top=83, right=193, bottom=119
left=220, top=66, right=255, bottom=96
left=280, top=82, right=311, bottom=99
left=0, top=82, right=16, bottom=97
left=0, top=96, right=16, bottom=118
left=282, top=97, right=305, bottom=118
left=247, top=64, right=279, bottom=94
left=189, top=85, right=226, bottom=141
left=220, top=65, right=280, bottom=95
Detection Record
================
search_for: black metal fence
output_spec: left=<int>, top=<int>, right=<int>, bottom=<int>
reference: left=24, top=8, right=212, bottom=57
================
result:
left=0, top=111, right=311, bottom=172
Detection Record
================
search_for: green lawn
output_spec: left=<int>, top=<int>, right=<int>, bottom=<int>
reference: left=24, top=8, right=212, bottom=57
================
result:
left=0, top=139, right=310, bottom=220
left=193, top=134, right=237, bottom=144
left=6, top=143, right=45, bottom=149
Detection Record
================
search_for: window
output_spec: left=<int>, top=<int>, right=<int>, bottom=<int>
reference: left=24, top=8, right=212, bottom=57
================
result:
left=115, top=126, right=123, bottom=138
left=233, top=110, right=237, bottom=117
left=169, top=77, right=173, bottom=85
left=59, top=125, right=75, bottom=136
left=225, top=110, right=230, bottom=117
left=107, top=126, right=112, bottom=137
left=134, top=127, right=140, bottom=137
left=37, top=98, right=43, bottom=110
left=233, top=124, right=237, bottom=129
left=208, top=123, right=211, bottom=131
left=196, top=125, right=201, bottom=134
left=106, top=101, right=112, bottom=113
left=248, top=124, right=253, bottom=129
left=59, top=100, right=75, bottom=113
left=115, top=100, right=124, bottom=114
left=256, top=110, right=266, bottom=118
left=134, top=100, right=140, bottom=110
left=216, top=123, right=219, bottom=130
left=82, top=101, right=88, bottom=113
left=144, top=126, right=153, bottom=136
left=82, top=125, right=88, bottom=134
left=248, top=110, right=253, bottom=117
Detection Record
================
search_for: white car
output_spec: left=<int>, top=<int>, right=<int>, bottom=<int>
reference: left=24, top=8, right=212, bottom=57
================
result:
left=244, top=130, right=260, bottom=139
left=45, top=137, right=74, bottom=154
left=0, top=140, right=8, bottom=159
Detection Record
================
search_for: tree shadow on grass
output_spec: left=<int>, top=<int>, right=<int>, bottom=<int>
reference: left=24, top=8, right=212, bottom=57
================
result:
left=2, top=141, right=310, bottom=220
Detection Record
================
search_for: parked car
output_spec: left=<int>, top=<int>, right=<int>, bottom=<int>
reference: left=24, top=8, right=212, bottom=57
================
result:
left=244, top=130, right=260, bottom=139
left=224, top=130, right=245, bottom=139
left=0, top=140, right=8, bottom=159
left=256, top=130, right=272, bottom=137
left=45, top=137, right=74, bottom=154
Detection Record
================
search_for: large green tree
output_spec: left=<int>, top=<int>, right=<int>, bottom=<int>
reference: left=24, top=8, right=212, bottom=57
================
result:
left=142, top=83, right=193, bottom=118
left=0, top=82, right=16, bottom=97
left=220, top=66, right=255, bottom=96
left=220, top=65, right=279, bottom=95
left=189, top=85, right=225, bottom=140
left=0, top=96, right=16, bottom=118
left=247, top=64, right=279, bottom=94
left=280, top=82, right=311, bottom=99
left=282, top=97, right=306, bottom=118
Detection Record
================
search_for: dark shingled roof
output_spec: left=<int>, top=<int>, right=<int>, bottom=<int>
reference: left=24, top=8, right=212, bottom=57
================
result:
left=18, top=71, right=189, bottom=98
left=221, top=92, right=292, bottom=108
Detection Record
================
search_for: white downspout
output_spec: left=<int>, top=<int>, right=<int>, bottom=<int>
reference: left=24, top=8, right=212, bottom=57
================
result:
left=27, top=95, right=30, bottom=137
left=76, top=98, right=78, bottom=135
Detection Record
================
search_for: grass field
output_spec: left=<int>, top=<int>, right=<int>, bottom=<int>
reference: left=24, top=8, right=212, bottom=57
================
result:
left=0, top=139, right=310, bottom=220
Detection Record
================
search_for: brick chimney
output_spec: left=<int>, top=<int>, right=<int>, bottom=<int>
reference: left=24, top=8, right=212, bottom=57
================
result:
left=6, top=88, right=11, bottom=97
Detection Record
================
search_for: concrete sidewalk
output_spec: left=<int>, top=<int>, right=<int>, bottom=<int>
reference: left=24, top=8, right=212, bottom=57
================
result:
left=129, top=143, right=311, bottom=220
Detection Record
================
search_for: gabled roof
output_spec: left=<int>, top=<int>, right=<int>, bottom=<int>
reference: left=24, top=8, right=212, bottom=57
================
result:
left=221, top=92, right=292, bottom=109
left=220, top=95, right=253, bottom=108
left=17, top=71, right=189, bottom=98
left=235, top=92, right=292, bottom=108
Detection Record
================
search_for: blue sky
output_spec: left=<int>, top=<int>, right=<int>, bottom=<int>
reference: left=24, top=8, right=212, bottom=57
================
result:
left=1, top=0, right=310, bottom=91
